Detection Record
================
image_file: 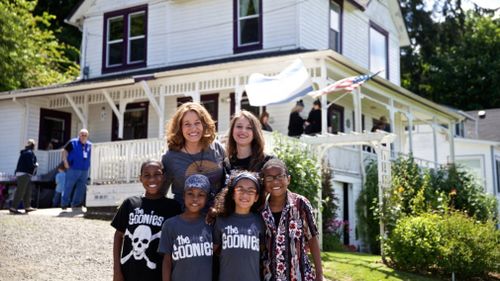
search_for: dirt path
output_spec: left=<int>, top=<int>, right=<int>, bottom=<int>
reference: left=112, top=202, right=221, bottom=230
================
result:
left=0, top=209, right=115, bottom=281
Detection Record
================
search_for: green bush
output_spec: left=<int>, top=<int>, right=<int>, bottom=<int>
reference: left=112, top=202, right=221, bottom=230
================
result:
left=272, top=133, right=322, bottom=208
left=323, top=232, right=345, bottom=252
left=386, top=212, right=500, bottom=278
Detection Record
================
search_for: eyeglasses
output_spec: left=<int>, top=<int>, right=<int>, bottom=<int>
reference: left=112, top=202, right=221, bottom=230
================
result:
left=263, top=174, right=287, bottom=182
left=234, top=187, right=258, bottom=196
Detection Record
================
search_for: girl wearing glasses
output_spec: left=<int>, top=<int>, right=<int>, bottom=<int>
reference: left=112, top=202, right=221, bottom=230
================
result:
left=260, top=158, right=324, bottom=281
left=212, top=171, right=265, bottom=281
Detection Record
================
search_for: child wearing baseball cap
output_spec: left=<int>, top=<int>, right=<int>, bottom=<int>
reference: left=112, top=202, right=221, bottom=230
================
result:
left=159, top=174, right=214, bottom=281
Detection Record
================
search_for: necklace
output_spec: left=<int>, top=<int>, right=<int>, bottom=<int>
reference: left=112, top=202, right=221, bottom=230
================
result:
left=184, top=146, right=204, bottom=173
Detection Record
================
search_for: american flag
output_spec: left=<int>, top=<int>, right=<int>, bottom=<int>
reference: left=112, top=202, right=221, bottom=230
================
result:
left=309, top=70, right=381, bottom=98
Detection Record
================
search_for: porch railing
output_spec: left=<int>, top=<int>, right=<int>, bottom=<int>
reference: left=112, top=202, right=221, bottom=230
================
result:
left=36, top=149, right=62, bottom=175
left=90, top=138, right=165, bottom=184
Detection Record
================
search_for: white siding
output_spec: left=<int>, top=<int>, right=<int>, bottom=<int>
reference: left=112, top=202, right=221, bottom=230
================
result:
left=83, top=16, right=104, bottom=79
left=87, top=104, right=112, bottom=143
left=342, top=3, right=369, bottom=68
left=299, top=0, right=328, bottom=50
left=263, top=0, right=298, bottom=50
left=147, top=2, right=168, bottom=68
left=0, top=101, right=25, bottom=173
left=166, top=0, right=233, bottom=64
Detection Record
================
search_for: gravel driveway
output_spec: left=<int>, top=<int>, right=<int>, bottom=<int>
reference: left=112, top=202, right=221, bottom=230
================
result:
left=0, top=209, right=115, bottom=281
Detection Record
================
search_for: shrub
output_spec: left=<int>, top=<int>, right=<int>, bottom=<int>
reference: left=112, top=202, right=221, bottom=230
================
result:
left=386, top=212, right=500, bottom=278
left=272, top=133, right=321, bottom=208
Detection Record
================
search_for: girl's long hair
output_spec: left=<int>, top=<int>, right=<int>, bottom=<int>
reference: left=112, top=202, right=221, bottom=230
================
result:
left=226, top=111, right=266, bottom=171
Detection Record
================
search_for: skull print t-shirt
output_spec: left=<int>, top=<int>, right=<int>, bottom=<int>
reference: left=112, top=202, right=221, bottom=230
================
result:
left=111, top=196, right=181, bottom=281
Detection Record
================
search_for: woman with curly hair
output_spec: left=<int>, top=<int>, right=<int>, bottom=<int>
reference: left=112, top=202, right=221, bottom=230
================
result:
left=162, top=102, right=225, bottom=205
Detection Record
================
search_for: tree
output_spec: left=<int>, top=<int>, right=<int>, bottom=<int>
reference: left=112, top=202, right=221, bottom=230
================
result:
left=400, top=0, right=500, bottom=110
left=0, top=0, right=79, bottom=91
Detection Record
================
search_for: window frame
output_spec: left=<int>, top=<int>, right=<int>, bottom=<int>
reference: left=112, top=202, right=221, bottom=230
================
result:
left=102, top=5, right=148, bottom=74
left=329, top=0, right=343, bottom=53
left=233, top=0, right=263, bottom=54
left=369, top=21, right=389, bottom=80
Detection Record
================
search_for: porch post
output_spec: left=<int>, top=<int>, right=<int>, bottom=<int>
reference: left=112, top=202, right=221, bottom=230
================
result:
left=159, top=86, right=166, bottom=139
left=432, top=117, right=439, bottom=168
left=235, top=86, right=244, bottom=114
left=65, top=94, right=88, bottom=129
left=353, top=88, right=362, bottom=133
left=320, top=60, right=328, bottom=135
left=407, top=110, right=414, bottom=154
left=448, top=121, right=455, bottom=164
left=102, top=90, right=124, bottom=139
left=141, top=81, right=164, bottom=139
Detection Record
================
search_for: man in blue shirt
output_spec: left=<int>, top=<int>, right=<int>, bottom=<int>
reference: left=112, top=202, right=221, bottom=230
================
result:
left=61, top=129, right=92, bottom=209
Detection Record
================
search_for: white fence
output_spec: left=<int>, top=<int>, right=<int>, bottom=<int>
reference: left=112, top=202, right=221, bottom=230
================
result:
left=90, top=138, right=165, bottom=184
left=36, top=149, right=62, bottom=175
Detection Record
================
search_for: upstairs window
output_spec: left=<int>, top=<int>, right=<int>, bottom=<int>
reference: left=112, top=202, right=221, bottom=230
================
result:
left=329, top=0, right=342, bottom=53
left=103, top=5, right=147, bottom=73
left=234, top=0, right=262, bottom=53
left=369, top=22, right=388, bottom=79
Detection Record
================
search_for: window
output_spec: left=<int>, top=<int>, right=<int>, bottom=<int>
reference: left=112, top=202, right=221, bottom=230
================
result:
left=456, top=157, right=485, bottom=190
left=234, top=0, right=262, bottom=53
left=103, top=5, right=147, bottom=73
left=112, top=102, right=149, bottom=141
left=230, top=92, right=262, bottom=118
left=496, top=158, right=500, bottom=192
left=177, top=94, right=220, bottom=130
left=38, top=109, right=71, bottom=150
left=455, top=121, right=465, bottom=137
left=329, top=0, right=342, bottom=52
left=369, top=22, right=388, bottom=79
left=328, top=104, right=344, bottom=133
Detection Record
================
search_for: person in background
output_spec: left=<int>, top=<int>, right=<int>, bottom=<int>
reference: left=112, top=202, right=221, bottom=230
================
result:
left=259, top=111, right=273, bottom=132
left=112, top=160, right=181, bottom=281
left=10, top=139, right=38, bottom=214
left=159, top=174, right=213, bottom=281
left=162, top=102, right=225, bottom=207
left=52, top=164, right=66, bottom=207
left=260, top=158, right=323, bottom=281
left=304, top=99, right=322, bottom=135
left=288, top=100, right=305, bottom=137
left=61, top=128, right=92, bottom=209
left=371, top=116, right=390, bottom=133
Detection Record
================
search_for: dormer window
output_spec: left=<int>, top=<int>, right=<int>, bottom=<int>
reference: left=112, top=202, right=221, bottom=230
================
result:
left=234, top=0, right=262, bottom=53
left=102, top=5, right=147, bottom=73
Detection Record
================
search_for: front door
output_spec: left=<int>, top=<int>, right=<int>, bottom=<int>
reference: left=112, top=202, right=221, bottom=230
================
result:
left=112, top=102, right=149, bottom=141
left=328, top=104, right=344, bottom=133
left=177, top=94, right=219, bottom=130
left=38, top=109, right=71, bottom=150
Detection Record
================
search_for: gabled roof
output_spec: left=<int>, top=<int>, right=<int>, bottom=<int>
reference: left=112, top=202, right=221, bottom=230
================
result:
left=65, top=0, right=94, bottom=28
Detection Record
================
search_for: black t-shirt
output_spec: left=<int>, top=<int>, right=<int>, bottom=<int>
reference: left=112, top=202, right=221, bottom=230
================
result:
left=111, top=196, right=181, bottom=281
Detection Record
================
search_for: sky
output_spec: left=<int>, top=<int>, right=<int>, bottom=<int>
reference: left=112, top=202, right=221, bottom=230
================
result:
left=424, top=0, right=500, bottom=21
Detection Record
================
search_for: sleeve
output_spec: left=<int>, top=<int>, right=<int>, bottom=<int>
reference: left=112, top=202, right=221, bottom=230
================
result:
left=213, top=218, right=222, bottom=245
left=162, top=152, right=174, bottom=193
left=64, top=141, right=73, bottom=153
left=110, top=199, right=130, bottom=232
left=299, top=196, right=319, bottom=241
left=158, top=218, right=174, bottom=255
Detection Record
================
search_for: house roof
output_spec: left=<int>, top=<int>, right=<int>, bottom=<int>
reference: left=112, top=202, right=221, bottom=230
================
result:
left=464, top=109, right=500, bottom=142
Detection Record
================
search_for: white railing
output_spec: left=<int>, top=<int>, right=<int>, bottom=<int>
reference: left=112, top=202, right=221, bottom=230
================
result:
left=90, top=138, right=165, bottom=184
left=36, top=149, right=63, bottom=175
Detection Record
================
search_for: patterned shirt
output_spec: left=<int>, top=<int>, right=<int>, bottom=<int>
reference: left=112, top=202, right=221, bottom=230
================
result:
left=261, top=192, right=319, bottom=281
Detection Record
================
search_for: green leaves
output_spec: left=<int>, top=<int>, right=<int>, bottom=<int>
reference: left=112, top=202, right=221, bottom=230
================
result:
left=0, top=0, right=79, bottom=91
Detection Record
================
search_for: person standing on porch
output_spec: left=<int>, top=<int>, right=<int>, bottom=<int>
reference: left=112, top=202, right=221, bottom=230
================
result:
left=10, top=139, right=38, bottom=214
left=61, top=128, right=92, bottom=209
left=288, top=100, right=305, bottom=137
left=162, top=102, right=225, bottom=207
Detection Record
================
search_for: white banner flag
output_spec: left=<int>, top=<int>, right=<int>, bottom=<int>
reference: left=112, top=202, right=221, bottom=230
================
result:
left=245, top=59, right=313, bottom=106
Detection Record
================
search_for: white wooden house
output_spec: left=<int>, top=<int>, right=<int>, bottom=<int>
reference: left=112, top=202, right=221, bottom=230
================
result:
left=0, top=0, right=466, bottom=247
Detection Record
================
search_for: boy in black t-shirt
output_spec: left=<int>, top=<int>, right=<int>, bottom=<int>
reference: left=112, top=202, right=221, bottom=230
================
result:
left=111, top=160, right=181, bottom=281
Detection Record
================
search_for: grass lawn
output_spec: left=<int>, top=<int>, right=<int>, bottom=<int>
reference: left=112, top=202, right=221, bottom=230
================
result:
left=322, top=252, right=440, bottom=281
